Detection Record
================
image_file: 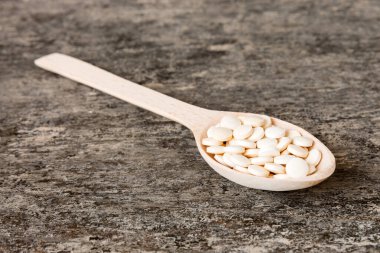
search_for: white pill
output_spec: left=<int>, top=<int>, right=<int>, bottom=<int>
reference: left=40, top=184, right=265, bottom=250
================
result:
left=228, top=139, right=256, bottom=148
left=234, top=165, right=250, bottom=174
left=223, top=153, right=236, bottom=167
left=287, top=144, right=309, bottom=158
left=274, top=155, right=295, bottom=165
left=308, top=165, right=317, bottom=175
left=258, top=147, right=280, bottom=157
left=220, top=115, right=241, bottom=129
left=265, top=126, right=285, bottom=139
left=214, top=155, right=229, bottom=167
left=207, top=127, right=233, bottom=142
left=287, top=129, right=302, bottom=139
left=293, top=136, right=313, bottom=147
left=257, top=138, right=277, bottom=149
left=286, top=157, right=309, bottom=178
left=238, top=116, right=264, bottom=127
left=262, top=115, right=272, bottom=128
left=229, top=154, right=251, bottom=167
left=244, top=148, right=260, bottom=158
left=224, top=145, right=245, bottom=154
left=250, top=156, right=273, bottom=165
left=306, top=149, right=322, bottom=166
left=281, top=149, right=290, bottom=155
left=273, top=174, right=289, bottom=180
left=276, top=137, right=292, bottom=151
left=248, top=165, right=270, bottom=177
left=264, top=163, right=285, bottom=174
left=248, top=127, right=265, bottom=141
left=202, top=137, right=223, bottom=146
left=207, top=127, right=215, bottom=137
left=233, top=125, right=253, bottom=140
left=206, top=146, right=225, bottom=154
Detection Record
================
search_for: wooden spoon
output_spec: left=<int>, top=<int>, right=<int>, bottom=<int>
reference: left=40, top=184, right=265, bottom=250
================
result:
left=34, top=53, right=335, bottom=191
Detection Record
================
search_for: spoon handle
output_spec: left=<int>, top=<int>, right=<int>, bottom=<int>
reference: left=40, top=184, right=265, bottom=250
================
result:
left=35, top=53, right=216, bottom=130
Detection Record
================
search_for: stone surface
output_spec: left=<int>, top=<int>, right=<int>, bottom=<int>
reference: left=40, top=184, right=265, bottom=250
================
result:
left=0, top=0, right=379, bottom=252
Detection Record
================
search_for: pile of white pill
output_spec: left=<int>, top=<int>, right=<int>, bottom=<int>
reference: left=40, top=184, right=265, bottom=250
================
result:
left=202, top=115, right=322, bottom=179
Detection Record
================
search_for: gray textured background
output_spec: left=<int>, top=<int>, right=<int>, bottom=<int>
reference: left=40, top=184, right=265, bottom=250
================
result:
left=0, top=0, right=379, bottom=252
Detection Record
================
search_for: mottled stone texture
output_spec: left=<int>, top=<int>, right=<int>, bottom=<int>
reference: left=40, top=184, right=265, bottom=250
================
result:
left=0, top=0, right=379, bottom=252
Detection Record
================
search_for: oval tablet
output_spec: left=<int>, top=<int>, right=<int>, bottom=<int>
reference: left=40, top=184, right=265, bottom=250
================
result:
left=287, top=144, right=308, bottom=158
left=220, top=115, right=241, bottom=129
left=258, top=147, right=280, bottom=157
left=306, top=149, right=322, bottom=166
left=206, top=146, right=225, bottom=154
left=287, top=129, right=302, bottom=139
left=262, top=115, right=272, bottom=128
left=234, top=165, right=250, bottom=174
left=229, top=139, right=256, bottom=148
left=202, top=137, right=223, bottom=146
left=207, top=126, right=215, bottom=137
left=281, top=149, right=290, bottom=155
left=308, top=165, right=317, bottom=175
left=208, top=127, right=233, bottom=142
left=276, top=137, right=291, bottom=151
left=286, top=157, right=309, bottom=178
left=293, top=136, right=313, bottom=147
left=274, top=155, right=295, bottom=165
left=248, top=127, right=265, bottom=141
left=214, top=155, right=229, bottom=167
left=248, top=165, right=270, bottom=177
left=229, top=154, right=251, bottom=167
left=250, top=156, right=273, bottom=165
left=257, top=138, right=277, bottom=149
left=265, top=126, right=285, bottom=139
left=244, top=148, right=260, bottom=158
left=233, top=125, right=253, bottom=140
left=238, top=116, right=264, bottom=127
left=224, top=145, right=245, bottom=154
left=223, top=153, right=236, bottom=167
left=264, top=163, right=285, bottom=174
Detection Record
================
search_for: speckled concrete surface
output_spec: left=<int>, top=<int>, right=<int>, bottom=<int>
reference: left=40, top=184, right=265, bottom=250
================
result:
left=0, top=1, right=379, bottom=252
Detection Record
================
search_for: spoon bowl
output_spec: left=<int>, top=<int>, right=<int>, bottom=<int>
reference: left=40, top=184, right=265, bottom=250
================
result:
left=193, top=111, right=335, bottom=191
left=35, top=53, right=336, bottom=191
